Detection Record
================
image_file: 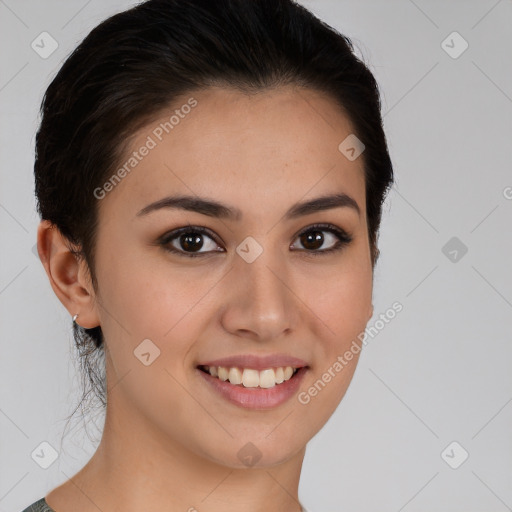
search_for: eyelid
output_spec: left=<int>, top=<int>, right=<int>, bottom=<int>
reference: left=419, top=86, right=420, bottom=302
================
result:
left=293, top=222, right=351, bottom=242
left=158, top=225, right=224, bottom=256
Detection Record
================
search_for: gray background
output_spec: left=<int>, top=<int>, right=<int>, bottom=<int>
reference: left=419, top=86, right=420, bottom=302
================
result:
left=1, top=1, right=511, bottom=511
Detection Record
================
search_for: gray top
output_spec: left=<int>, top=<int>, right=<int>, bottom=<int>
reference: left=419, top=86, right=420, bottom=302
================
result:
left=21, top=496, right=307, bottom=511
left=21, top=498, right=55, bottom=512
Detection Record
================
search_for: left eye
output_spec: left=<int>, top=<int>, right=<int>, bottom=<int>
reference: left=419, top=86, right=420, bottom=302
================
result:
left=159, top=223, right=352, bottom=258
left=291, top=225, right=350, bottom=254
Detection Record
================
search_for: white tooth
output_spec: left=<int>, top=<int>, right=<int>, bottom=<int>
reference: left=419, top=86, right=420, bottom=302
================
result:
left=283, top=366, right=294, bottom=380
left=259, top=369, right=276, bottom=388
left=228, top=367, right=243, bottom=385
left=218, top=366, right=229, bottom=381
left=242, top=369, right=260, bottom=388
left=274, top=367, right=284, bottom=384
left=212, top=365, right=296, bottom=387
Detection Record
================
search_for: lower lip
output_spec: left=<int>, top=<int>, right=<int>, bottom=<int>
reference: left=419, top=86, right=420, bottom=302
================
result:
left=197, top=367, right=308, bottom=409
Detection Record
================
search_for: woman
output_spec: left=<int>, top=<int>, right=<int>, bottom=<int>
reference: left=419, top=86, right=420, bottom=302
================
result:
left=24, top=0, right=393, bottom=510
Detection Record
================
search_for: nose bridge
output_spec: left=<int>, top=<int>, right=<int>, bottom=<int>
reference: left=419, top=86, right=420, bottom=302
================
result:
left=223, top=239, right=298, bottom=338
left=244, top=252, right=286, bottom=304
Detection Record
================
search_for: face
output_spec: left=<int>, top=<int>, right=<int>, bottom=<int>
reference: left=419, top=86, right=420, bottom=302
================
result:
left=79, top=85, right=373, bottom=467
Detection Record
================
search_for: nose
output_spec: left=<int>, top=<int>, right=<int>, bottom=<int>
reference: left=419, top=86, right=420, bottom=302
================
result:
left=220, top=248, right=300, bottom=342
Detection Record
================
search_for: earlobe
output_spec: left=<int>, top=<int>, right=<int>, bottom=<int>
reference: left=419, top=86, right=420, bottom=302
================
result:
left=37, top=220, right=101, bottom=329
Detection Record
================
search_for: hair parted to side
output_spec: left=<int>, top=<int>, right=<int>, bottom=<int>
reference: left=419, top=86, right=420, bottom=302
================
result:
left=34, top=0, right=394, bottom=432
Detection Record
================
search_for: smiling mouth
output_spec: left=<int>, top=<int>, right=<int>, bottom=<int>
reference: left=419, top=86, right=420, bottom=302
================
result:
left=197, top=364, right=303, bottom=389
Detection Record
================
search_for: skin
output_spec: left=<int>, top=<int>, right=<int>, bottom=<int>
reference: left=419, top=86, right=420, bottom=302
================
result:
left=38, top=85, right=374, bottom=512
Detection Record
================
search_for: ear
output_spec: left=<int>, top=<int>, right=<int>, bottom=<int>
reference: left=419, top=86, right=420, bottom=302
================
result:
left=36, top=220, right=101, bottom=329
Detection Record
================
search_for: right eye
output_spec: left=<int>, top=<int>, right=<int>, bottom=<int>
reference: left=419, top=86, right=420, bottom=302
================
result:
left=159, top=226, right=225, bottom=258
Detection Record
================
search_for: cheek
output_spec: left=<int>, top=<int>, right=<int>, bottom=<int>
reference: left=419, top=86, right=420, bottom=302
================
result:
left=295, top=267, right=370, bottom=420
left=304, top=258, right=373, bottom=339
left=95, top=254, right=202, bottom=416
left=96, top=244, right=205, bottom=341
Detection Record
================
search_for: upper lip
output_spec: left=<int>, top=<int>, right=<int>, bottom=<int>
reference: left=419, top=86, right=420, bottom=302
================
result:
left=197, top=354, right=309, bottom=371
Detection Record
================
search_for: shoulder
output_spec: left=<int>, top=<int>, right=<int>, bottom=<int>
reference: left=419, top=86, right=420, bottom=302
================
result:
left=20, top=497, right=55, bottom=512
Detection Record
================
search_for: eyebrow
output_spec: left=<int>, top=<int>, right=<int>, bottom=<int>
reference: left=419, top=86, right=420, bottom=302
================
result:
left=136, top=192, right=361, bottom=220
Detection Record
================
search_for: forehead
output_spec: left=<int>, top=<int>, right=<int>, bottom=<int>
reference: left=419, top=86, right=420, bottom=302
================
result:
left=98, top=85, right=366, bottom=224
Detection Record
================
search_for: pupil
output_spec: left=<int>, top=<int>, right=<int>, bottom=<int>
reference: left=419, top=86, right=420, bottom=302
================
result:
left=302, top=231, right=323, bottom=250
left=181, top=233, right=203, bottom=252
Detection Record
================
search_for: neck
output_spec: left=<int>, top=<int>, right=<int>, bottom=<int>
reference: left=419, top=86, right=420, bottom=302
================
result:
left=49, top=391, right=306, bottom=512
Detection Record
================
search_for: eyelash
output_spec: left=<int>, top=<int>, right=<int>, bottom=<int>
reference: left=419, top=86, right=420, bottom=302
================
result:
left=158, top=223, right=353, bottom=259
